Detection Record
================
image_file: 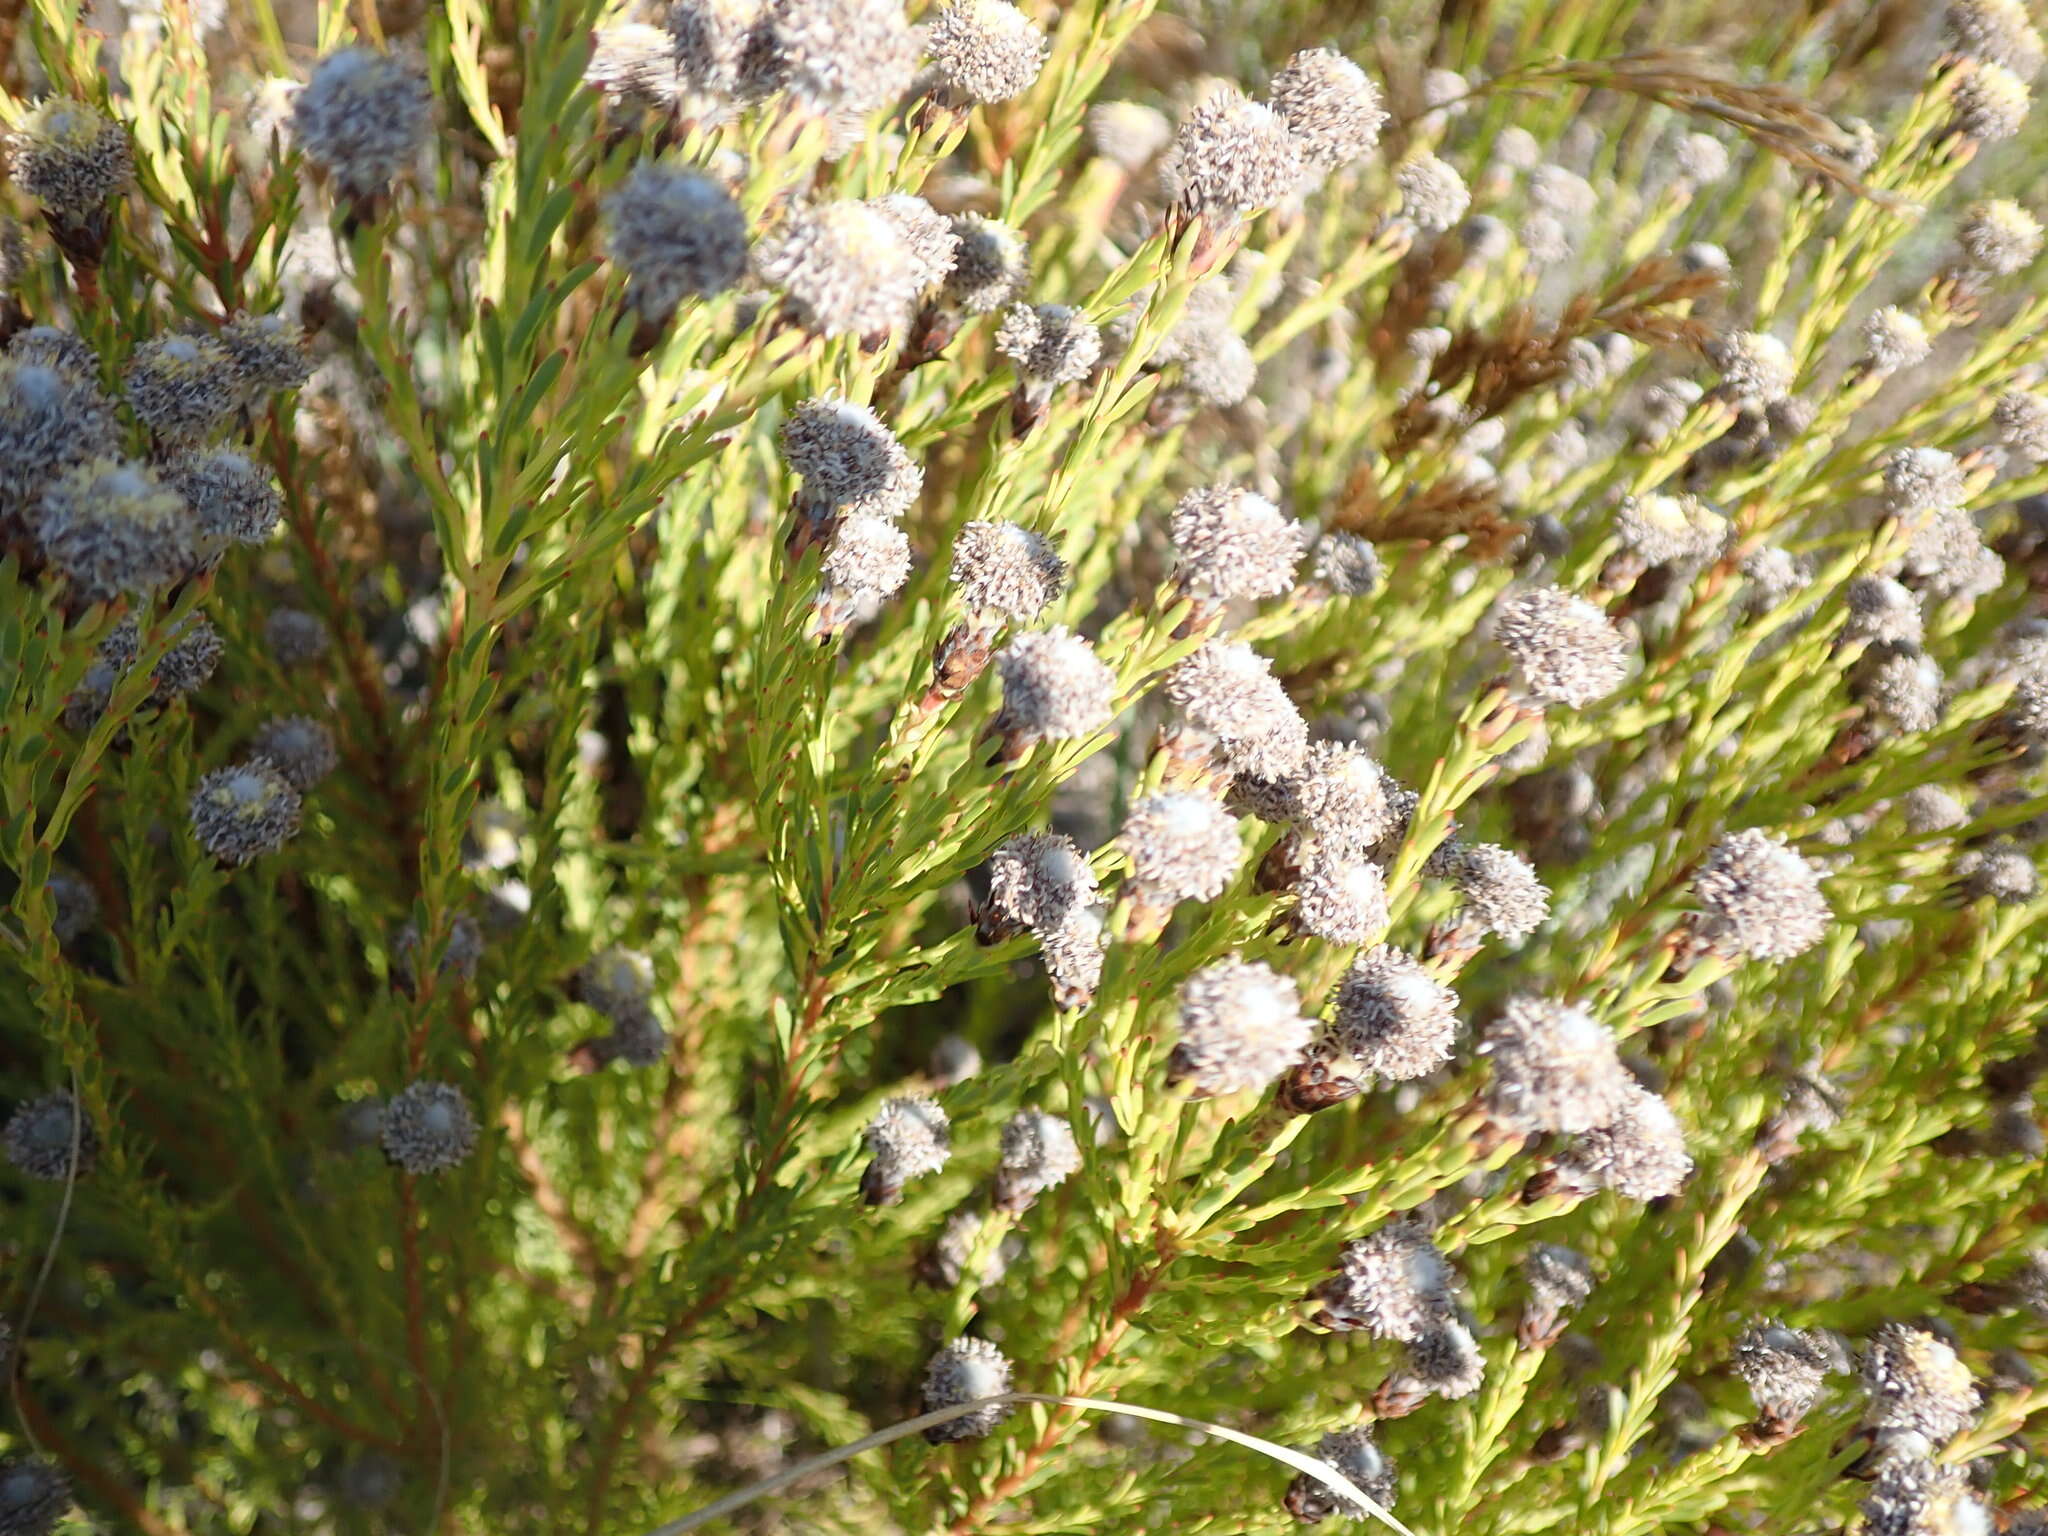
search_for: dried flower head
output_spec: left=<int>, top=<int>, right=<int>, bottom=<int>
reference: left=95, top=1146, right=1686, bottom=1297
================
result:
left=1284, top=1423, right=1397, bottom=1525
left=780, top=397, right=922, bottom=519
left=0, top=1455, right=70, bottom=1536
left=1859, top=307, right=1932, bottom=375
left=605, top=165, right=750, bottom=320
left=860, top=1094, right=950, bottom=1204
left=166, top=447, right=283, bottom=554
left=1492, top=586, right=1630, bottom=709
left=926, top=0, right=1047, bottom=104
left=1950, top=59, right=2031, bottom=142
left=7, top=327, right=99, bottom=379
left=585, top=23, right=687, bottom=109
left=292, top=49, right=432, bottom=202
left=1734, top=1323, right=1834, bottom=1427
left=1694, top=828, right=1832, bottom=961
left=992, top=626, right=1117, bottom=745
left=1844, top=575, right=1925, bottom=647
left=1292, top=844, right=1390, bottom=945
left=1286, top=741, right=1399, bottom=856
left=993, top=1106, right=1081, bottom=1211
left=31, top=458, right=194, bottom=603
left=1554, top=1083, right=1693, bottom=1200
left=1395, top=153, right=1471, bottom=232
left=1709, top=330, right=1797, bottom=405
left=1850, top=641, right=1944, bottom=734
left=188, top=759, right=304, bottom=866
left=752, top=0, right=920, bottom=115
left=246, top=715, right=339, bottom=793
left=1267, top=48, right=1384, bottom=174
left=1946, top=0, right=2046, bottom=70
left=1169, top=84, right=1305, bottom=219
left=1040, top=904, right=1106, bottom=1011
left=942, top=214, right=1030, bottom=313
left=216, top=312, right=314, bottom=400
left=265, top=607, right=330, bottom=666
left=1519, top=1245, right=1597, bottom=1346
left=1481, top=995, right=1632, bottom=1135
left=1390, top=1319, right=1485, bottom=1402
left=950, top=520, right=1066, bottom=626
left=1170, top=957, right=1312, bottom=1095
left=995, top=302, right=1103, bottom=386
left=1615, top=492, right=1727, bottom=568
left=1166, top=641, right=1311, bottom=781
left=818, top=512, right=914, bottom=621
left=3, top=1092, right=96, bottom=1182
left=378, top=1079, right=478, bottom=1175
left=982, top=829, right=1097, bottom=938
left=1859, top=1459, right=1990, bottom=1536
left=668, top=0, right=763, bottom=98
left=870, top=195, right=959, bottom=292
left=1449, top=843, right=1551, bottom=943
left=0, top=358, right=121, bottom=517
left=1118, top=791, right=1244, bottom=905
left=124, top=333, right=240, bottom=446
left=1956, top=199, right=2044, bottom=276
left=1314, top=1218, right=1455, bottom=1340
left=756, top=201, right=922, bottom=337
left=1953, top=841, right=2039, bottom=904
left=1861, top=1324, right=1980, bottom=1448
left=1169, top=486, right=1306, bottom=603
left=1883, top=447, right=1966, bottom=517
left=1330, top=945, right=1460, bottom=1081
left=1993, top=390, right=2048, bottom=461
left=10, top=99, right=132, bottom=222
left=920, top=1336, right=1013, bottom=1442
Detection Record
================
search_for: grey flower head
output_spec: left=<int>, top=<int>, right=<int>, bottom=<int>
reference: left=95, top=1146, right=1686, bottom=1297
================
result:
left=32, top=458, right=193, bottom=603
left=1521, top=1245, right=1597, bottom=1321
left=1675, top=131, right=1731, bottom=184
left=1480, top=995, right=1632, bottom=1135
left=1859, top=1460, right=1989, bottom=1536
left=7, top=326, right=100, bottom=379
left=1882, top=447, right=1965, bottom=517
left=1170, top=957, right=1312, bottom=1095
left=585, top=23, right=686, bottom=108
left=993, top=1106, right=1081, bottom=1210
left=993, top=626, right=1117, bottom=744
left=1901, top=784, right=1968, bottom=834
left=605, top=165, right=750, bottom=319
left=1085, top=100, right=1173, bottom=173
left=1554, top=1083, right=1693, bottom=1200
left=249, top=715, right=339, bottom=792
left=265, top=607, right=330, bottom=666
left=667, top=0, right=764, bottom=99
left=0, top=354, right=121, bottom=515
left=392, top=915, right=485, bottom=993
left=1395, top=153, right=1471, bottom=232
left=1040, top=904, right=1106, bottom=1011
left=995, top=302, right=1103, bottom=386
left=575, top=947, right=654, bottom=1019
left=379, top=1079, right=478, bottom=1175
left=1312, top=532, right=1383, bottom=598
left=1953, top=841, right=2039, bottom=905
left=0, top=1454, right=71, bottom=1536
left=1176, top=326, right=1257, bottom=407
left=950, top=520, right=1066, bottom=625
left=924, top=1207, right=1010, bottom=1288
left=1315, top=1218, right=1455, bottom=1340
left=188, top=759, right=303, bottom=866
left=860, top=1094, right=950, bottom=1204
left=46, top=871, right=98, bottom=944
left=1850, top=641, right=1943, bottom=734
left=1615, top=493, right=1727, bottom=568
left=1956, top=198, right=2043, bottom=276
left=1694, top=828, right=1831, bottom=962
left=920, top=1337, right=1014, bottom=1442
left=292, top=48, right=432, bottom=201
left=1859, top=307, right=1931, bottom=375
left=984, top=829, right=1097, bottom=936
left=1168, top=84, right=1304, bottom=218
left=756, top=201, right=923, bottom=337
left=1734, top=1322, right=1834, bottom=1425
left=124, top=332, right=241, bottom=446
left=1118, top=791, right=1244, bottom=905
left=1331, top=945, right=1460, bottom=1081
left=1843, top=575, right=1924, bottom=647
left=1292, top=843, right=1390, bottom=945
left=1284, top=1423, right=1396, bottom=1524
left=89, top=613, right=221, bottom=707
left=926, top=0, right=1047, bottom=103
left=1284, top=740, right=1399, bottom=856
left=217, top=311, right=313, bottom=401
left=1492, top=585, right=1629, bottom=709
left=869, top=194, right=959, bottom=292
left=751, top=0, right=920, bottom=115
left=1395, top=1318, right=1486, bottom=1401
left=780, top=397, right=922, bottom=519
left=1994, top=390, right=2048, bottom=461
left=1169, top=485, right=1306, bottom=602
left=1945, top=0, right=2046, bottom=69
left=1709, top=330, right=1796, bottom=405
left=166, top=447, right=283, bottom=553
left=1166, top=641, right=1310, bottom=781
left=1951, top=60, right=2031, bottom=141
left=4, top=1092, right=97, bottom=1182
left=1267, top=48, right=1384, bottom=174
left=1861, top=1324, right=1980, bottom=1447
left=943, top=215, right=1030, bottom=313
left=1450, top=843, right=1551, bottom=943
left=820, top=513, right=913, bottom=602
left=10, top=99, right=133, bottom=221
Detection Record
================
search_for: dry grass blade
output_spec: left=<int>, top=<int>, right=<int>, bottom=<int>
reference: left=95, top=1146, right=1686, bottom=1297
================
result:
left=646, top=1392, right=1419, bottom=1536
